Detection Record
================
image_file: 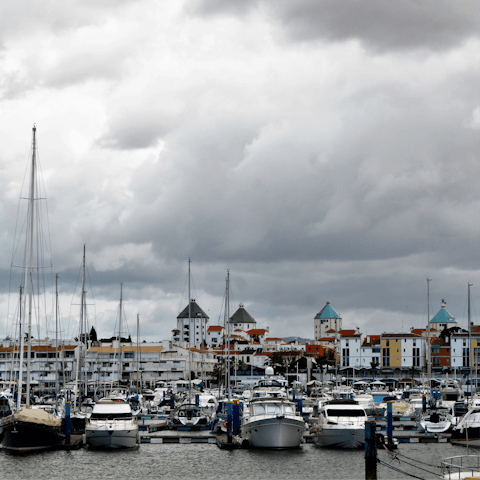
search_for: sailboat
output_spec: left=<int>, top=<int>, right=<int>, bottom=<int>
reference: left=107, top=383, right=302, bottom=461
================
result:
left=1, top=126, right=63, bottom=452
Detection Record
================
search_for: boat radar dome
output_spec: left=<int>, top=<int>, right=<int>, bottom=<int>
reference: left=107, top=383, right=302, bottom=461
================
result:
left=265, top=367, right=274, bottom=376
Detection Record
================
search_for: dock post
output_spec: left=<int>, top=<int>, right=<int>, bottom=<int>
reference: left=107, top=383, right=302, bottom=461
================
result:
left=387, top=401, right=393, bottom=447
left=65, top=401, right=71, bottom=445
left=365, top=420, right=377, bottom=480
left=170, top=394, right=175, bottom=409
left=195, top=394, right=199, bottom=406
left=227, top=401, right=233, bottom=443
left=422, top=394, right=427, bottom=413
left=232, top=401, right=240, bottom=435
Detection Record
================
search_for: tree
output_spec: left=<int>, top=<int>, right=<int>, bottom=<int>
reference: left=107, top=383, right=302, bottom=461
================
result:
left=89, top=326, right=98, bottom=342
left=370, top=358, right=380, bottom=378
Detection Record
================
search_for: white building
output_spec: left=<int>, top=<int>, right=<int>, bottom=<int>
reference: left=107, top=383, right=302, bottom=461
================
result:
left=314, top=301, right=342, bottom=341
left=173, top=299, right=209, bottom=347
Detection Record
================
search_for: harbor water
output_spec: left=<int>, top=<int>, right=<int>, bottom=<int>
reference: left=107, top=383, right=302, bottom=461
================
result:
left=0, top=441, right=472, bottom=480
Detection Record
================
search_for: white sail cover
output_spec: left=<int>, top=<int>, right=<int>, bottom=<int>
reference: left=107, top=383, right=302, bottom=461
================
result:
left=1, top=408, right=61, bottom=427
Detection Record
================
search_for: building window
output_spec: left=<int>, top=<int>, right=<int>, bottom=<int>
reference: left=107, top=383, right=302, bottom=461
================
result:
left=433, top=357, right=441, bottom=366
left=463, top=348, right=470, bottom=367
left=386, top=340, right=390, bottom=347
left=412, top=348, right=420, bottom=367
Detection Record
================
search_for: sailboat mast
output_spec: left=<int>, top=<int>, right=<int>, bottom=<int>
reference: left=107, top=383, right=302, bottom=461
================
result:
left=188, top=259, right=192, bottom=396
left=427, top=278, right=432, bottom=389
left=136, top=313, right=140, bottom=392
left=16, top=285, right=24, bottom=411
left=55, top=274, right=59, bottom=398
left=82, top=247, right=88, bottom=399
left=468, top=282, right=473, bottom=396
left=118, top=284, right=123, bottom=382
left=25, top=125, right=37, bottom=408
left=226, top=270, right=230, bottom=400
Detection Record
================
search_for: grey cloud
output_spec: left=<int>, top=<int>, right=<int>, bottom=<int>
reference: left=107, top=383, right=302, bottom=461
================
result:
left=191, top=0, right=479, bottom=52
left=186, top=0, right=259, bottom=16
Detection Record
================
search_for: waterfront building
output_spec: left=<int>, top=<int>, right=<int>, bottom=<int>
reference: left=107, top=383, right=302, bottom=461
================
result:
left=314, top=301, right=342, bottom=341
left=380, top=332, right=425, bottom=374
left=206, top=325, right=223, bottom=347
left=87, top=341, right=165, bottom=387
left=173, top=299, right=209, bottom=347
left=429, top=300, right=457, bottom=332
left=229, top=303, right=257, bottom=332
left=0, top=338, right=79, bottom=392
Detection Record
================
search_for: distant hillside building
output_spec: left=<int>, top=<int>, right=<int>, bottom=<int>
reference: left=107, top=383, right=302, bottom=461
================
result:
left=173, top=299, right=209, bottom=346
left=314, top=301, right=342, bottom=341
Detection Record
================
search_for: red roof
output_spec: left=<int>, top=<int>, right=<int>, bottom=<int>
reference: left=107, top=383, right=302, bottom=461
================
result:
left=265, top=337, right=283, bottom=341
left=338, top=330, right=357, bottom=336
left=247, top=329, right=267, bottom=335
left=326, top=329, right=336, bottom=333
left=208, top=326, right=223, bottom=332
left=318, top=337, right=335, bottom=342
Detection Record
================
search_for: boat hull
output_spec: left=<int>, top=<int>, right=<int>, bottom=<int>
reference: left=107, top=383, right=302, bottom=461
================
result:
left=313, top=425, right=365, bottom=449
left=451, top=426, right=480, bottom=447
left=85, top=425, right=139, bottom=449
left=1, top=421, right=63, bottom=452
left=241, top=416, right=305, bottom=449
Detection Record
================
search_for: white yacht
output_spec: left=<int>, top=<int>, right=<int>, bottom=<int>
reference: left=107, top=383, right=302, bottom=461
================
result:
left=311, top=400, right=368, bottom=449
left=241, top=397, right=306, bottom=448
left=353, top=393, right=377, bottom=416
left=451, top=407, right=480, bottom=447
left=85, top=397, right=139, bottom=449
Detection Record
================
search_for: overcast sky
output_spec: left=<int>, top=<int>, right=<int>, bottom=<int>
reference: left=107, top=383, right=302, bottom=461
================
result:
left=0, top=0, right=479, bottom=343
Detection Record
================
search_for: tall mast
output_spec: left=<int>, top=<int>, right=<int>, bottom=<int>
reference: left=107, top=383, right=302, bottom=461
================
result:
left=136, top=313, right=140, bottom=392
left=188, top=259, right=192, bottom=396
left=25, top=125, right=37, bottom=408
left=226, top=270, right=230, bottom=400
left=16, top=285, right=24, bottom=411
left=55, top=274, right=59, bottom=398
left=427, top=278, right=432, bottom=388
left=82, top=246, right=88, bottom=400
left=118, top=284, right=123, bottom=382
left=468, top=282, right=473, bottom=396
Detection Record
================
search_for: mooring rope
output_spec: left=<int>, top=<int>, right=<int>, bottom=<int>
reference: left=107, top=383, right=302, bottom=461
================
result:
left=377, top=458, right=426, bottom=479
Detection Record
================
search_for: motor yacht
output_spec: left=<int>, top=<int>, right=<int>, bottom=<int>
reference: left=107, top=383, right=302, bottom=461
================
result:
left=85, top=397, right=139, bottom=449
left=241, top=397, right=306, bottom=448
left=310, top=400, right=368, bottom=449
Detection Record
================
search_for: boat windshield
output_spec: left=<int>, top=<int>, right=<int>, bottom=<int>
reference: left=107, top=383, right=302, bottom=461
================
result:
left=326, top=409, right=365, bottom=417
left=253, top=404, right=295, bottom=415
left=91, top=412, right=132, bottom=420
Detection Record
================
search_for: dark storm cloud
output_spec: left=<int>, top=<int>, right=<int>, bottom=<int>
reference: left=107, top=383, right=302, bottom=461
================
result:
left=190, top=0, right=479, bottom=51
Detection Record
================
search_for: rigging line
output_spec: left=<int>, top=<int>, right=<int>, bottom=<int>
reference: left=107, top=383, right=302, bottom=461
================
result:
left=178, top=269, right=188, bottom=314
left=377, top=459, right=426, bottom=480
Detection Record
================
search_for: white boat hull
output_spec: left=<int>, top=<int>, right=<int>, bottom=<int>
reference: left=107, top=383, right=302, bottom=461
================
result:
left=313, top=425, right=365, bottom=449
left=86, top=425, right=139, bottom=449
left=241, top=416, right=305, bottom=449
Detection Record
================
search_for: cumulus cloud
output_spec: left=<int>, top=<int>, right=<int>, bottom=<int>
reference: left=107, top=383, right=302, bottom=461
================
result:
left=0, top=0, right=478, bottom=341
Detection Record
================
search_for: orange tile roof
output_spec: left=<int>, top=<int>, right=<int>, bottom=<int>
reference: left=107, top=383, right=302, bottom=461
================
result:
left=208, top=326, right=223, bottom=331
left=247, top=329, right=267, bottom=335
